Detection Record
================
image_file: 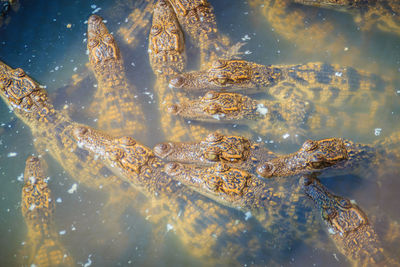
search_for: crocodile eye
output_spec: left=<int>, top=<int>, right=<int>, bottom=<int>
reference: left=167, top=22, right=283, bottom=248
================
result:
left=212, top=59, right=226, bottom=69
left=150, top=25, right=162, bottom=36
left=204, top=91, right=218, bottom=100
left=216, top=77, right=228, bottom=85
left=206, top=132, right=223, bottom=142
left=117, top=136, right=136, bottom=146
left=103, top=34, right=114, bottom=44
left=204, top=148, right=220, bottom=161
left=88, top=39, right=99, bottom=48
left=13, top=68, right=25, bottom=78
left=73, top=126, right=88, bottom=138
left=256, top=162, right=275, bottom=178
left=302, top=140, right=318, bottom=152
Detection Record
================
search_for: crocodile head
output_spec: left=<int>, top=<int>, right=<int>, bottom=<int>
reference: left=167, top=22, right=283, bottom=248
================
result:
left=149, top=0, right=186, bottom=75
left=169, top=59, right=282, bottom=92
left=165, top=161, right=250, bottom=201
left=72, top=125, right=156, bottom=183
left=0, top=62, right=55, bottom=123
left=87, top=14, right=120, bottom=66
left=257, top=138, right=349, bottom=178
left=168, top=90, right=263, bottom=122
left=154, top=131, right=252, bottom=164
left=301, top=176, right=386, bottom=265
left=21, top=156, right=54, bottom=221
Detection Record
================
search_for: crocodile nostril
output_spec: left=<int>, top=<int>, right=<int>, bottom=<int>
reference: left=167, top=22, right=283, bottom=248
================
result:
left=169, top=76, right=184, bottom=88
left=153, top=143, right=171, bottom=157
left=256, top=162, right=275, bottom=178
left=88, top=15, right=102, bottom=24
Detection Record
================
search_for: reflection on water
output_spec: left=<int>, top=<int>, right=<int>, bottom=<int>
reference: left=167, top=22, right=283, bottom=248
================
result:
left=0, top=0, right=399, bottom=266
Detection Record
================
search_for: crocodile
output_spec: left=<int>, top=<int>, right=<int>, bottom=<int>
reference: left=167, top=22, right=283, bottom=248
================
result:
left=168, top=91, right=395, bottom=142
left=0, top=61, right=163, bottom=261
left=162, top=159, right=336, bottom=256
left=149, top=0, right=210, bottom=141
left=301, top=175, right=398, bottom=266
left=154, top=132, right=351, bottom=176
left=20, top=156, right=74, bottom=267
left=87, top=14, right=147, bottom=139
left=167, top=0, right=242, bottom=69
left=168, top=59, right=394, bottom=107
left=295, top=0, right=400, bottom=36
left=257, top=133, right=400, bottom=179
left=71, top=123, right=317, bottom=265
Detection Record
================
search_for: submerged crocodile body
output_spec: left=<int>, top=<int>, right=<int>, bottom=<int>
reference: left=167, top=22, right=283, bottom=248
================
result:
left=21, top=156, right=73, bottom=267
left=169, top=60, right=394, bottom=107
left=296, top=0, right=400, bottom=36
left=301, top=175, right=398, bottom=266
left=167, top=88, right=390, bottom=141
left=71, top=124, right=320, bottom=265
left=87, top=15, right=147, bottom=139
left=148, top=0, right=213, bottom=141
left=168, top=0, right=239, bottom=68
left=0, top=61, right=161, bottom=261
left=154, top=131, right=277, bottom=172
left=154, top=133, right=350, bottom=176
left=248, top=0, right=359, bottom=61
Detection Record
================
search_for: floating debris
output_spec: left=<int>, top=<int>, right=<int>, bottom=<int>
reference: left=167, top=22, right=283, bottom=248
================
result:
left=374, top=128, right=382, bottom=136
left=67, top=183, right=78, bottom=194
left=7, top=152, right=17, bottom=157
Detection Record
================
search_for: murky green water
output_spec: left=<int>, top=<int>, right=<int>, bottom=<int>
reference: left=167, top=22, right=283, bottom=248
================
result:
left=1, top=0, right=400, bottom=266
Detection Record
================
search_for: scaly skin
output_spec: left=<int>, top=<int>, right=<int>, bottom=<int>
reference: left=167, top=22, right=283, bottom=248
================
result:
left=149, top=0, right=206, bottom=141
left=257, top=135, right=400, bottom=179
left=71, top=124, right=302, bottom=265
left=149, top=0, right=235, bottom=141
left=257, top=138, right=349, bottom=178
left=168, top=0, right=241, bottom=69
left=21, top=156, right=74, bottom=267
left=87, top=15, right=147, bottom=139
left=295, top=0, right=400, bottom=35
left=168, top=65, right=395, bottom=139
left=301, top=176, right=397, bottom=266
left=0, top=61, right=151, bottom=261
left=169, top=60, right=394, bottom=107
left=165, top=90, right=325, bottom=140
left=163, top=160, right=324, bottom=253
left=153, top=131, right=277, bottom=172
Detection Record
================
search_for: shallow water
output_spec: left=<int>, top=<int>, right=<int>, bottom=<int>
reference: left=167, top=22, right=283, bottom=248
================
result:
left=0, top=0, right=400, bottom=266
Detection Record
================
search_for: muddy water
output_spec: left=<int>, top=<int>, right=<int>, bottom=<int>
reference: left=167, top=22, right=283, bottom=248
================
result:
left=0, top=0, right=399, bottom=266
